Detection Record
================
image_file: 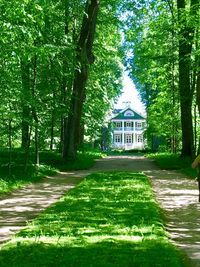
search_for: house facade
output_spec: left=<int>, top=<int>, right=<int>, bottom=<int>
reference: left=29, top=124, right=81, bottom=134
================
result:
left=110, top=107, right=146, bottom=150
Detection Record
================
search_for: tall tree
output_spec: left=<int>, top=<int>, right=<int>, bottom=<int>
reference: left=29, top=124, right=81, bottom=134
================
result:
left=63, top=0, right=100, bottom=160
left=177, top=0, right=198, bottom=157
left=122, top=0, right=181, bottom=152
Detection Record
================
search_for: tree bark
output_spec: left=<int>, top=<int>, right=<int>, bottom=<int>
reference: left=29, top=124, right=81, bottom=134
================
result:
left=177, top=0, right=196, bottom=157
left=49, top=86, right=54, bottom=150
left=20, top=58, right=31, bottom=150
left=196, top=62, right=200, bottom=154
left=59, top=0, right=72, bottom=153
left=8, top=117, right=12, bottom=177
left=196, top=28, right=200, bottom=116
left=31, top=55, right=39, bottom=166
left=63, top=0, right=99, bottom=160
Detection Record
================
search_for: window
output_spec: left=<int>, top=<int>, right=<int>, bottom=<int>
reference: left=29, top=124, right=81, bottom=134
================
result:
left=124, top=110, right=134, bottom=116
left=126, top=122, right=132, bottom=128
left=114, top=134, right=121, bottom=143
left=115, top=122, right=121, bottom=128
left=137, top=134, right=143, bottom=143
left=135, top=122, right=142, bottom=129
left=126, top=135, right=132, bottom=143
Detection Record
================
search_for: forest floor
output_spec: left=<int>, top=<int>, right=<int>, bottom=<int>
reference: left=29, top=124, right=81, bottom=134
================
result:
left=0, top=155, right=200, bottom=266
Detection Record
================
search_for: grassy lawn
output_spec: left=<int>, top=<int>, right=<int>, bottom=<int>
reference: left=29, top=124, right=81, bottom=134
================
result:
left=0, top=149, right=104, bottom=196
left=0, top=172, right=188, bottom=267
left=147, top=153, right=197, bottom=178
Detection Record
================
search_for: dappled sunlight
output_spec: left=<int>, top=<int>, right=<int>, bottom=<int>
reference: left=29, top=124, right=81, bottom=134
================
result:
left=0, top=155, right=198, bottom=265
left=0, top=173, right=84, bottom=243
left=146, top=169, right=200, bottom=266
left=0, top=155, right=159, bottom=244
left=145, top=170, right=198, bottom=209
left=0, top=172, right=185, bottom=267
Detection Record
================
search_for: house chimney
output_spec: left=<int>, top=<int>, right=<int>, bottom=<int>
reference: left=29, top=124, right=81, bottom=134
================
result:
left=122, top=101, right=131, bottom=108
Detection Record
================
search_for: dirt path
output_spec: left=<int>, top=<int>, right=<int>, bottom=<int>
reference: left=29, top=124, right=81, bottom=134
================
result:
left=147, top=169, right=200, bottom=267
left=0, top=155, right=200, bottom=266
left=0, top=171, right=87, bottom=244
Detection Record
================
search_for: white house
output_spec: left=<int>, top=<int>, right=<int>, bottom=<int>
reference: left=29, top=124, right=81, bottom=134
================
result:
left=110, top=107, right=146, bottom=150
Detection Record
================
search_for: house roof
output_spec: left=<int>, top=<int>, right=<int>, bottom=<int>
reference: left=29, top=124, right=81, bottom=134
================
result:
left=111, top=107, right=145, bottom=120
left=113, top=108, right=123, bottom=114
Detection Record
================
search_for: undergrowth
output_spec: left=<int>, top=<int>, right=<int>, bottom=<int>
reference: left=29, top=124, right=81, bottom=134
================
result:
left=0, top=149, right=104, bottom=196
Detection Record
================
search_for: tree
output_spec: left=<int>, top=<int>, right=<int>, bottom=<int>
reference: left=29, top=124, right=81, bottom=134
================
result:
left=121, top=0, right=181, bottom=152
left=121, top=0, right=200, bottom=155
left=83, top=7, right=123, bottom=148
left=0, top=0, right=124, bottom=162
left=63, top=0, right=100, bottom=160
left=176, top=0, right=198, bottom=157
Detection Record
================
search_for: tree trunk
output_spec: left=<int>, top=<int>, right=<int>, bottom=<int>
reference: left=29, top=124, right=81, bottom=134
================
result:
left=177, top=0, right=196, bottom=157
left=20, top=58, right=31, bottom=150
left=196, top=63, right=200, bottom=154
left=8, top=117, right=12, bottom=177
left=63, top=0, right=99, bottom=160
left=196, top=31, right=200, bottom=117
left=50, top=111, right=54, bottom=150
left=170, top=2, right=178, bottom=154
left=31, top=55, right=39, bottom=166
left=78, top=122, right=85, bottom=148
left=50, top=87, right=56, bottom=150
left=59, top=0, right=72, bottom=153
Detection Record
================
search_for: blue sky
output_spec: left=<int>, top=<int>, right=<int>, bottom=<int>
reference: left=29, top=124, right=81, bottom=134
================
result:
left=114, top=72, right=145, bottom=114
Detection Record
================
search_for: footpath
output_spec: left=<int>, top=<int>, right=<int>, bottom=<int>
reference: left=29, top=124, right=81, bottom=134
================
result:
left=0, top=155, right=200, bottom=266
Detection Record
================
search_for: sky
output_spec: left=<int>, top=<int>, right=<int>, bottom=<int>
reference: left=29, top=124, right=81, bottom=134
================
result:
left=114, top=72, right=146, bottom=115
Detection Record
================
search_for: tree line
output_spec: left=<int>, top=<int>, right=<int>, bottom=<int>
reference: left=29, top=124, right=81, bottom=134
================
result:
left=121, top=0, right=200, bottom=157
left=1, top=0, right=199, bottom=166
left=0, top=0, right=123, bottom=164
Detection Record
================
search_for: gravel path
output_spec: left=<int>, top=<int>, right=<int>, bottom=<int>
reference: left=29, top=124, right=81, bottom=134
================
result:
left=0, top=155, right=200, bottom=266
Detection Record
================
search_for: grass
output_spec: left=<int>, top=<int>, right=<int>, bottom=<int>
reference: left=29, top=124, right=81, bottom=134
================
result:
left=147, top=153, right=197, bottom=178
left=0, top=172, right=189, bottom=267
left=0, top=149, right=104, bottom=196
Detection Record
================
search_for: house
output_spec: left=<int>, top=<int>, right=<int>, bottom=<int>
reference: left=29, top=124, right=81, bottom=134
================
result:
left=110, top=107, right=146, bottom=150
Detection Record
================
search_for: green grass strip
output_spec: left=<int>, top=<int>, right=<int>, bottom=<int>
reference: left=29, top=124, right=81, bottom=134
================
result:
left=0, top=172, right=188, bottom=267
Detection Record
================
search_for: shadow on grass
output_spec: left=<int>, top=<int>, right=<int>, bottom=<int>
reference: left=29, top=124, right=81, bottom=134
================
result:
left=0, top=239, right=186, bottom=267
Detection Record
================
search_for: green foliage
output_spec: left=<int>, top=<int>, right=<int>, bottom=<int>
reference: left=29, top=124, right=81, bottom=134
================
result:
left=0, top=172, right=187, bottom=267
left=0, top=0, right=124, bottom=158
left=120, top=0, right=200, bottom=154
left=83, top=2, right=124, bottom=143
left=121, top=0, right=182, bottom=152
